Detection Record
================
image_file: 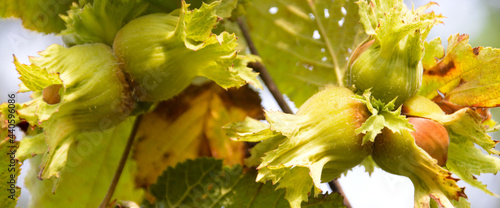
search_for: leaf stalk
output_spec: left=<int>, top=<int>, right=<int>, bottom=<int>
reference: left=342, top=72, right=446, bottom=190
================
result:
left=237, top=17, right=351, bottom=208
left=99, top=114, right=143, bottom=208
left=237, top=18, right=293, bottom=114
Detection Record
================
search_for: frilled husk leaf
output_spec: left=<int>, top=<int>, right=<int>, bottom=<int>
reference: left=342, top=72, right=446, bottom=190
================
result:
left=347, top=1, right=443, bottom=106
left=372, top=128, right=466, bottom=208
left=16, top=43, right=133, bottom=185
left=404, top=95, right=500, bottom=197
left=113, top=1, right=260, bottom=102
left=60, top=0, right=148, bottom=46
left=226, top=86, right=371, bottom=208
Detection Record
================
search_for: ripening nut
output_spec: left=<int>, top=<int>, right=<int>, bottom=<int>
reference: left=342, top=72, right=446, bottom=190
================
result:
left=372, top=128, right=465, bottom=207
left=226, top=86, right=374, bottom=208
left=113, top=13, right=185, bottom=101
left=254, top=86, right=373, bottom=184
left=15, top=43, right=135, bottom=180
left=408, top=117, right=449, bottom=166
left=28, top=43, right=134, bottom=131
left=347, top=37, right=423, bottom=107
left=113, top=2, right=255, bottom=102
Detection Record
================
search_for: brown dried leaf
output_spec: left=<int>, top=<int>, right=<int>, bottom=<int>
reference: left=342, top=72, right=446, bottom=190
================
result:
left=132, top=82, right=262, bottom=201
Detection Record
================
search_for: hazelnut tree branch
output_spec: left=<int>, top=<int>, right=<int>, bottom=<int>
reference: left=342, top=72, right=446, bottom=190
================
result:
left=99, top=114, right=143, bottom=208
left=237, top=18, right=352, bottom=208
left=237, top=18, right=293, bottom=114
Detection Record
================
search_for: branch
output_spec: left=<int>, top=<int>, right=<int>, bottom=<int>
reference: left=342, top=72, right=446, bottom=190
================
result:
left=99, top=114, right=144, bottom=208
left=329, top=180, right=352, bottom=208
left=237, top=17, right=352, bottom=208
left=237, top=18, right=293, bottom=114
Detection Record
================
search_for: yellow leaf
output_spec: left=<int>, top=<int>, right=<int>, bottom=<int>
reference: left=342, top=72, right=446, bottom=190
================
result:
left=420, top=34, right=500, bottom=107
left=132, top=82, right=262, bottom=201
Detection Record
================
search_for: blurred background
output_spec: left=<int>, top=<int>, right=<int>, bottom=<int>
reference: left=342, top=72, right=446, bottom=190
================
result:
left=1, top=0, right=500, bottom=207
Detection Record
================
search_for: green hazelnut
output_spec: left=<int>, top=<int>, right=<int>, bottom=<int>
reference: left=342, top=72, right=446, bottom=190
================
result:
left=372, top=128, right=465, bottom=207
left=113, top=2, right=258, bottom=102
left=347, top=36, right=423, bottom=107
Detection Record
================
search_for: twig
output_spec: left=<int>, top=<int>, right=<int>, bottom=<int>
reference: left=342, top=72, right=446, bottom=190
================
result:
left=237, top=18, right=293, bottom=114
left=237, top=18, right=352, bottom=207
left=99, top=114, right=144, bottom=208
left=329, top=180, right=352, bottom=208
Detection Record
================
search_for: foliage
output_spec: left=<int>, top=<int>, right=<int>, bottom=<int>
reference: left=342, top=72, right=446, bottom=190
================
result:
left=112, top=0, right=261, bottom=101
left=22, top=117, right=143, bottom=208
left=145, top=158, right=346, bottom=208
left=0, top=0, right=73, bottom=33
left=132, top=83, right=263, bottom=199
left=0, top=138, right=21, bottom=208
left=60, top=0, right=148, bottom=46
left=243, top=0, right=366, bottom=106
left=420, top=34, right=500, bottom=107
left=226, top=86, right=371, bottom=208
left=348, top=1, right=442, bottom=106
left=1, top=0, right=500, bottom=208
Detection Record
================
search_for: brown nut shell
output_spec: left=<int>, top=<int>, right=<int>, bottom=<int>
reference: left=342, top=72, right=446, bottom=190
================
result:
left=409, top=117, right=450, bottom=166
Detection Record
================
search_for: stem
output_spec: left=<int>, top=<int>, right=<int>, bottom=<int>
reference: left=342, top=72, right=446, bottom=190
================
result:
left=237, top=18, right=351, bottom=206
left=99, top=115, right=143, bottom=208
left=237, top=18, right=293, bottom=114
left=329, top=181, right=352, bottom=208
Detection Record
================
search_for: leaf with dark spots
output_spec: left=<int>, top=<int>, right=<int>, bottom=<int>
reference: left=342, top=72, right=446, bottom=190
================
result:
left=419, top=34, right=500, bottom=107
left=473, top=47, right=481, bottom=56
left=424, top=61, right=456, bottom=76
left=132, top=82, right=263, bottom=201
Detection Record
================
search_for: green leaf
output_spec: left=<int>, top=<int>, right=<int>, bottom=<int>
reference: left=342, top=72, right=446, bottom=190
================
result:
left=0, top=103, right=21, bottom=131
left=144, top=0, right=238, bottom=18
left=244, top=0, right=366, bottom=106
left=358, top=155, right=376, bottom=175
left=194, top=33, right=261, bottom=90
left=440, top=108, right=500, bottom=196
left=442, top=109, right=499, bottom=154
left=404, top=97, right=500, bottom=197
left=182, top=0, right=221, bottom=43
left=446, top=130, right=500, bottom=197
left=357, top=0, right=441, bottom=54
left=214, top=0, right=238, bottom=18
left=0, top=0, right=72, bottom=33
left=60, top=0, right=148, bottom=46
left=421, top=38, right=445, bottom=70
left=146, top=158, right=346, bottom=208
left=451, top=197, right=471, bottom=208
left=13, top=56, right=62, bottom=93
left=24, top=117, right=143, bottom=208
left=0, top=138, right=21, bottom=208
left=224, top=117, right=278, bottom=142
left=16, top=133, right=46, bottom=162
left=355, top=91, right=414, bottom=144
left=420, top=34, right=500, bottom=107
left=224, top=117, right=287, bottom=167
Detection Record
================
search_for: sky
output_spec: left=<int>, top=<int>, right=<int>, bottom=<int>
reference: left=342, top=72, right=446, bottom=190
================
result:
left=1, top=0, right=500, bottom=207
